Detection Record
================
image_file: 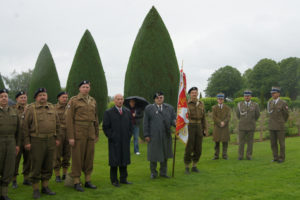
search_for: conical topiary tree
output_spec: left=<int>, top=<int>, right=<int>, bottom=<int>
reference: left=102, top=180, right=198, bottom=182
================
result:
left=0, top=74, right=5, bottom=89
left=66, top=29, right=108, bottom=123
left=28, top=44, right=61, bottom=104
left=124, top=6, right=180, bottom=108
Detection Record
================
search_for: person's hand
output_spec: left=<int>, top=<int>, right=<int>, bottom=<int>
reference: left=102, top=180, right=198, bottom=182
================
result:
left=95, top=136, right=99, bottom=143
left=132, top=113, right=136, bottom=117
left=25, top=144, right=31, bottom=151
left=56, top=140, right=60, bottom=147
left=203, top=130, right=208, bottom=136
left=16, top=146, right=20, bottom=155
left=145, top=137, right=150, bottom=142
left=220, top=121, right=225, bottom=127
left=69, top=139, right=75, bottom=146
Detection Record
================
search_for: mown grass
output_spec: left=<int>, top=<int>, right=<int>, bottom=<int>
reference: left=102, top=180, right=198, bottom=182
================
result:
left=9, top=133, right=300, bottom=200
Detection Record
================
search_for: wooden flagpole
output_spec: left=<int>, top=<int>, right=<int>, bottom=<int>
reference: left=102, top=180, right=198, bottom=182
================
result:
left=172, top=61, right=184, bottom=178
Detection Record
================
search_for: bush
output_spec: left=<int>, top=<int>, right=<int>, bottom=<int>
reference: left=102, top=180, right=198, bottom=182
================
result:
left=234, top=97, right=260, bottom=105
left=107, top=101, right=115, bottom=109
left=28, top=44, right=61, bottom=104
left=201, top=97, right=217, bottom=112
left=290, top=100, right=300, bottom=110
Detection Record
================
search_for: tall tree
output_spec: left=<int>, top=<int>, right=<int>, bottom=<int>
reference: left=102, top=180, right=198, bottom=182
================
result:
left=0, top=74, right=5, bottom=89
left=124, top=6, right=179, bottom=108
left=3, top=69, right=33, bottom=99
left=28, top=44, right=61, bottom=103
left=66, top=29, right=108, bottom=123
left=248, top=58, right=280, bottom=99
left=205, top=65, right=243, bottom=98
left=278, top=57, right=300, bottom=100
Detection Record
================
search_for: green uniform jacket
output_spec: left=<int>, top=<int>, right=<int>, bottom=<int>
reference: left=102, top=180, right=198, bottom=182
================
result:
left=268, top=98, right=289, bottom=131
left=187, top=99, right=207, bottom=132
left=0, top=106, right=20, bottom=146
left=236, top=101, right=260, bottom=131
left=212, top=104, right=231, bottom=142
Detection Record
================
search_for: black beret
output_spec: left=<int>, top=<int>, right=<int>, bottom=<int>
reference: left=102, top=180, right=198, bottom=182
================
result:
left=153, top=91, right=164, bottom=99
left=78, top=80, right=90, bottom=88
left=0, top=88, right=9, bottom=95
left=15, top=91, right=26, bottom=99
left=34, top=88, right=47, bottom=99
left=57, top=91, right=68, bottom=99
left=188, top=87, right=198, bottom=94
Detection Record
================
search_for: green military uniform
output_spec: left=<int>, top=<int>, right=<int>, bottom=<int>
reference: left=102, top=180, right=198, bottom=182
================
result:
left=184, top=99, right=207, bottom=165
left=212, top=103, right=231, bottom=159
left=13, top=103, right=31, bottom=184
left=66, top=93, right=99, bottom=185
left=54, top=102, right=71, bottom=178
left=267, top=98, right=289, bottom=162
left=23, top=102, right=60, bottom=191
left=236, top=101, right=260, bottom=160
left=0, top=105, right=20, bottom=198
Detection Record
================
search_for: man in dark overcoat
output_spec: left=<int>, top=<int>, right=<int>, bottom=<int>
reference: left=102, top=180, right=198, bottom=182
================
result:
left=143, top=92, right=176, bottom=179
left=103, top=94, right=133, bottom=187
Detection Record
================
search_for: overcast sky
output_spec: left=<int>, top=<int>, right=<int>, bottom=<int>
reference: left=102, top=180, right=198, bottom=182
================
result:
left=1, top=0, right=300, bottom=96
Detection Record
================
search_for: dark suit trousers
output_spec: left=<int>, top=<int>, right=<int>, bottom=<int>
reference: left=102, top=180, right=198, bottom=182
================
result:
left=110, top=166, right=128, bottom=183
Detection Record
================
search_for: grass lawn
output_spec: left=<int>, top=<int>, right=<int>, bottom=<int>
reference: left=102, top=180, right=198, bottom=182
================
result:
left=9, top=133, right=300, bottom=200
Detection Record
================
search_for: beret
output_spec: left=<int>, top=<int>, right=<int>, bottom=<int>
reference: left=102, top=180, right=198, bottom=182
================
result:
left=153, top=91, right=164, bottom=99
left=15, top=91, right=26, bottom=99
left=78, top=80, right=90, bottom=88
left=188, top=87, right=198, bottom=94
left=34, top=88, right=47, bottom=99
left=57, top=91, right=68, bottom=99
left=0, top=88, right=9, bottom=95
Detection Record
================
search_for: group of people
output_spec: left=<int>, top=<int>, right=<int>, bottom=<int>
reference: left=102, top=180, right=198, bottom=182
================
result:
left=0, top=81, right=289, bottom=200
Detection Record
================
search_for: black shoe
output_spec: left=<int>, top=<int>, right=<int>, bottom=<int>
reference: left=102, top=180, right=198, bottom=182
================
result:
left=62, top=174, right=66, bottom=180
left=74, top=183, right=84, bottom=192
left=191, top=167, right=199, bottom=173
left=1, top=196, right=11, bottom=200
left=278, top=160, right=284, bottom=163
left=223, top=157, right=228, bottom=160
left=238, top=157, right=243, bottom=160
left=160, top=175, right=170, bottom=178
left=120, top=181, right=132, bottom=184
left=150, top=174, right=157, bottom=179
left=272, top=159, right=278, bottom=162
left=33, top=189, right=41, bottom=199
left=55, top=176, right=62, bottom=183
left=212, top=157, right=219, bottom=160
left=41, top=187, right=56, bottom=195
left=246, top=157, right=252, bottom=160
left=84, top=182, right=97, bottom=189
left=23, top=179, right=32, bottom=186
left=112, top=182, right=120, bottom=187
left=185, top=167, right=190, bottom=174
left=12, top=181, right=18, bottom=189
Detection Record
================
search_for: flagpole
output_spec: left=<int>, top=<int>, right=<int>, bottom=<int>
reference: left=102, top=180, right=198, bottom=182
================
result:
left=172, top=61, right=183, bottom=178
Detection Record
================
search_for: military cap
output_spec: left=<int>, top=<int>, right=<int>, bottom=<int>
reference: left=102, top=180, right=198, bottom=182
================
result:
left=0, top=88, right=9, bottom=95
left=244, top=90, right=252, bottom=96
left=216, top=93, right=225, bottom=99
left=270, top=86, right=280, bottom=93
left=78, top=80, right=90, bottom=88
left=57, top=91, right=68, bottom=99
left=15, top=91, right=26, bottom=99
left=34, top=88, right=47, bottom=99
left=153, top=91, right=164, bottom=99
left=188, top=87, right=198, bottom=94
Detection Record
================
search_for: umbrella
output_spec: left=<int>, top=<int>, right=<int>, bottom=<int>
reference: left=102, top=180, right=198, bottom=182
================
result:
left=124, top=96, right=150, bottom=110
left=8, top=98, right=15, bottom=106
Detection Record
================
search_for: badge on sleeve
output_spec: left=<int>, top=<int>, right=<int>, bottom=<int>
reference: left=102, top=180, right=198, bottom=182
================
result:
left=67, top=104, right=71, bottom=109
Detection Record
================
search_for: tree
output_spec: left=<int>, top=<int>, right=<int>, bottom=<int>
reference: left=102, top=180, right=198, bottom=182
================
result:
left=3, top=69, right=33, bottom=99
left=28, top=44, right=61, bottom=104
left=278, top=57, right=300, bottom=100
left=0, top=74, right=5, bottom=89
left=66, top=30, right=108, bottom=123
left=248, top=58, right=280, bottom=99
left=124, top=6, right=179, bottom=108
left=205, top=65, right=243, bottom=98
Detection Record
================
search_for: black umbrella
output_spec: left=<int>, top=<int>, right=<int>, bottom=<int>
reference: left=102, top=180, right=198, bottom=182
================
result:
left=124, top=96, right=149, bottom=110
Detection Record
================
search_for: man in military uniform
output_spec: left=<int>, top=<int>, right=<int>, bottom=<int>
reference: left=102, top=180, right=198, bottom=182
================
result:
left=12, top=91, right=31, bottom=188
left=236, top=90, right=260, bottom=160
left=66, top=80, right=99, bottom=192
left=184, top=87, right=207, bottom=174
left=54, top=92, right=71, bottom=182
left=23, top=88, right=60, bottom=199
left=212, top=93, right=231, bottom=160
left=144, top=92, right=176, bottom=179
left=0, top=89, right=20, bottom=200
left=267, top=87, right=289, bottom=163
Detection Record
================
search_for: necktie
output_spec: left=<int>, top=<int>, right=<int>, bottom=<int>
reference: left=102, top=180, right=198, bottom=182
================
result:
left=119, top=108, right=123, bottom=115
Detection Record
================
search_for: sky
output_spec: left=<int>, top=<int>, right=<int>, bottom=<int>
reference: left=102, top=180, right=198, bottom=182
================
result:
left=1, top=0, right=300, bottom=96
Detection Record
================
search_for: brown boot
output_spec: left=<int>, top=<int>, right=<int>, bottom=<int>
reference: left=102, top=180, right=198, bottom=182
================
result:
left=32, top=183, right=40, bottom=199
